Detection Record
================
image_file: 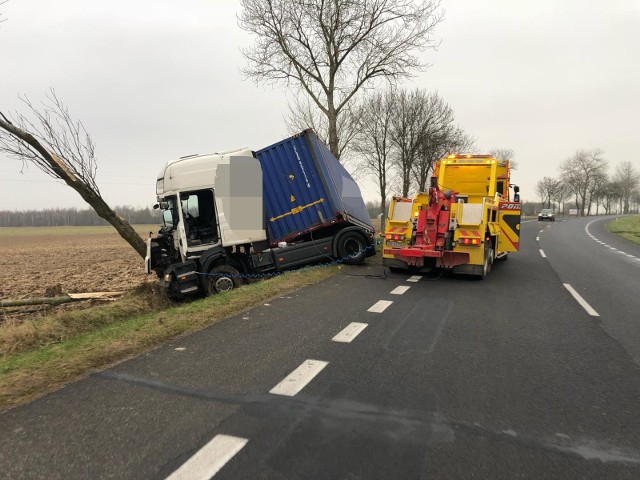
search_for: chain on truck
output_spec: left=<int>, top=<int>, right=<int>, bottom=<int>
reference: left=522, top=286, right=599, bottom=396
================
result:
left=144, top=130, right=375, bottom=299
left=382, top=154, right=521, bottom=279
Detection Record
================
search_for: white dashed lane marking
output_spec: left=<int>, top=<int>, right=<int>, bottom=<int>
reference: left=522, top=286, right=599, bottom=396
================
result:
left=332, top=322, right=368, bottom=343
left=539, top=249, right=547, bottom=258
left=367, top=300, right=393, bottom=313
left=563, top=284, right=600, bottom=317
left=390, top=286, right=411, bottom=295
left=166, top=434, right=248, bottom=480
left=407, top=275, right=422, bottom=283
left=269, top=359, right=329, bottom=397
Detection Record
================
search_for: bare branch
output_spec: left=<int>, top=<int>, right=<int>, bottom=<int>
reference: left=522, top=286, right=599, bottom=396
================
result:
left=239, top=0, right=444, bottom=159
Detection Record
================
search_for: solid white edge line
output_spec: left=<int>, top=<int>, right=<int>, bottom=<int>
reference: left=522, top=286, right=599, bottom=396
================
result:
left=563, top=284, right=600, bottom=317
left=390, top=286, right=411, bottom=295
left=367, top=300, right=393, bottom=313
left=332, top=322, right=368, bottom=343
left=269, top=359, right=329, bottom=396
left=166, top=434, right=248, bottom=480
left=586, top=218, right=639, bottom=261
left=539, top=249, right=546, bottom=258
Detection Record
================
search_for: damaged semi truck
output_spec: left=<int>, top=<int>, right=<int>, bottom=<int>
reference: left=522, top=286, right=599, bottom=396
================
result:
left=145, top=130, right=375, bottom=298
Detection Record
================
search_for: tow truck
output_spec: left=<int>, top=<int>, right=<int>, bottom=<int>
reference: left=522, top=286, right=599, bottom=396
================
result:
left=382, top=154, right=521, bottom=279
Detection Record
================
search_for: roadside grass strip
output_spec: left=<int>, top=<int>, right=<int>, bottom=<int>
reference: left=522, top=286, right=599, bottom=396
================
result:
left=166, top=434, right=248, bottom=480
left=563, top=284, right=600, bottom=317
left=332, top=322, right=368, bottom=343
left=367, top=300, right=393, bottom=313
left=586, top=218, right=640, bottom=262
left=269, top=359, right=329, bottom=396
left=606, top=215, right=640, bottom=246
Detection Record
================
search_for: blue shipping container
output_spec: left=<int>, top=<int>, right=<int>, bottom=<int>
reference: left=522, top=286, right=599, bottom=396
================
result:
left=255, top=130, right=373, bottom=243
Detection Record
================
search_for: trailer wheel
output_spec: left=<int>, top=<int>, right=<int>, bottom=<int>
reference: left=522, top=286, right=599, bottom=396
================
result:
left=205, top=265, right=241, bottom=295
left=338, top=232, right=367, bottom=265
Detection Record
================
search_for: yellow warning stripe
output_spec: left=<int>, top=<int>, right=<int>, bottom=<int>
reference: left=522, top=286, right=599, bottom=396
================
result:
left=269, top=198, right=325, bottom=222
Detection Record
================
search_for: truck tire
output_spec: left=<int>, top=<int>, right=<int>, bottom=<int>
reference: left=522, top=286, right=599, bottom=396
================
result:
left=475, top=243, right=492, bottom=280
left=205, top=265, right=241, bottom=295
left=338, top=232, right=368, bottom=265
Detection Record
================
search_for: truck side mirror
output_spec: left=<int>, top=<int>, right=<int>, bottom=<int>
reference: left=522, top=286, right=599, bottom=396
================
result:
left=514, top=193, right=520, bottom=202
left=514, top=185, right=520, bottom=193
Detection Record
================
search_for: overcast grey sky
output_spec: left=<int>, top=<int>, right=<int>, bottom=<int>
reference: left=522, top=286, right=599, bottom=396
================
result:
left=2, top=0, right=639, bottom=211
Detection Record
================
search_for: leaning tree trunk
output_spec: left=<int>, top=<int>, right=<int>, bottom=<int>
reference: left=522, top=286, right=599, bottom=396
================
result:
left=0, top=117, right=147, bottom=258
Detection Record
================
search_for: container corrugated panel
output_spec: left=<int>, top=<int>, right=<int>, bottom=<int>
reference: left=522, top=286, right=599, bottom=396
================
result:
left=255, top=130, right=372, bottom=243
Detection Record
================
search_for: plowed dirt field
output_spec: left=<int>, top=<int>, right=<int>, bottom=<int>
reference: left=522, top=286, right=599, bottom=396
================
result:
left=1, top=226, right=158, bottom=300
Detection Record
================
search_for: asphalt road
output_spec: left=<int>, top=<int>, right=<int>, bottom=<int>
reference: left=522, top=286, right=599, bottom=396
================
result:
left=2, top=216, right=640, bottom=479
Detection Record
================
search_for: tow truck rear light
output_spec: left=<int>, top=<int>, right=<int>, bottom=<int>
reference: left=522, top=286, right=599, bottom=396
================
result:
left=459, top=237, right=481, bottom=245
left=385, top=233, right=404, bottom=241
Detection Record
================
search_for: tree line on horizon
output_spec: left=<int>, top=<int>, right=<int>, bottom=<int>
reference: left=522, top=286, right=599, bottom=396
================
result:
left=535, top=151, right=640, bottom=216
left=0, top=206, right=161, bottom=228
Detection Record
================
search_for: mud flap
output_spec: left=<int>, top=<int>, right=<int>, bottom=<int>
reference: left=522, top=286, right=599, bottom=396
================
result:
left=498, top=202, right=521, bottom=252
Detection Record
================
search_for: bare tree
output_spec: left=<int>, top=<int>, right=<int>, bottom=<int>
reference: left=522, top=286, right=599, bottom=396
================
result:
left=587, top=171, right=608, bottom=215
left=535, top=176, right=560, bottom=209
left=560, top=148, right=608, bottom=216
left=632, top=189, right=640, bottom=213
left=239, top=0, right=443, bottom=160
left=410, top=94, right=457, bottom=191
left=390, top=88, right=431, bottom=196
left=552, top=181, right=572, bottom=216
left=613, top=161, right=640, bottom=214
left=414, top=124, right=474, bottom=192
left=601, top=180, right=621, bottom=215
left=0, top=91, right=147, bottom=257
left=489, top=147, right=518, bottom=170
left=351, top=90, right=395, bottom=232
left=285, top=95, right=360, bottom=162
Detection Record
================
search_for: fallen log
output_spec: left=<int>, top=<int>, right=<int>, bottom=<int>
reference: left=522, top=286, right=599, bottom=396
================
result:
left=1, top=296, right=77, bottom=307
left=1, top=292, right=124, bottom=308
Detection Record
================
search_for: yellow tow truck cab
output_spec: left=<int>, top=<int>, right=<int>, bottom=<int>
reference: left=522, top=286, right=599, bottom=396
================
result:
left=383, top=154, right=521, bottom=279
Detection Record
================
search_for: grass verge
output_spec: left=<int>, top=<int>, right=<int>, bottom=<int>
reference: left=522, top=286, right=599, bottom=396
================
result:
left=0, top=265, right=339, bottom=410
left=607, top=215, right=640, bottom=245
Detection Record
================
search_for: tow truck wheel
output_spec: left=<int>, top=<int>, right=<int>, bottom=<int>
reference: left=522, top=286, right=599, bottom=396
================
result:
left=206, top=265, right=241, bottom=295
left=338, top=232, right=368, bottom=265
left=476, top=243, right=491, bottom=280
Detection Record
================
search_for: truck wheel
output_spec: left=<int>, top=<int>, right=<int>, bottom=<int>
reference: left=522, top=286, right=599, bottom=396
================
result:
left=205, top=265, right=241, bottom=295
left=475, top=243, right=492, bottom=280
left=338, top=232, right=367, bottom=265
